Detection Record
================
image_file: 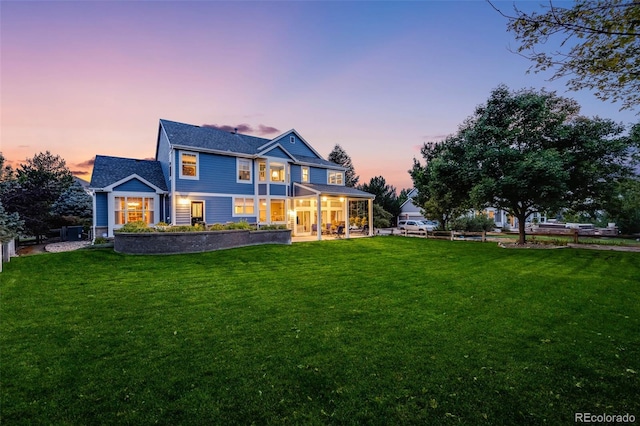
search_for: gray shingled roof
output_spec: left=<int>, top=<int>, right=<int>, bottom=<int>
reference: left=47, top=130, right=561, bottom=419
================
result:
left=160, top=119, right=342, bottom=168
left=89, top=155, right=168, bottom=191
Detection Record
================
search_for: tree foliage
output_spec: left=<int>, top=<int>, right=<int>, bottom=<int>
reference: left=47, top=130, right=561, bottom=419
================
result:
left=327, top=144, right=359, bottom=187
left=412, top=85, right=639, bottom=243
left=1, top=151, right=74, bottom=242
left=358, top=176, right=401, bottom=225
left=51, top=179, right=93, bottom=221
left=491, top=0, right=640, bottom=110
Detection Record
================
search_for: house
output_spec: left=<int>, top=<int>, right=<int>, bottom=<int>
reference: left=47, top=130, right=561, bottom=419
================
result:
left=89, top=119, right=375, bottom=240
left=398, top=188, right=426, bottom=222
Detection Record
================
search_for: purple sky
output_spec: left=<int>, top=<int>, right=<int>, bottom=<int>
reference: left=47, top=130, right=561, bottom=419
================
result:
left=2, top=1, right=637, bottom=191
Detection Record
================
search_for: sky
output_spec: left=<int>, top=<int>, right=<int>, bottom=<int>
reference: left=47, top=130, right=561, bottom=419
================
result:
left=2, top=0, right=638, bottom=192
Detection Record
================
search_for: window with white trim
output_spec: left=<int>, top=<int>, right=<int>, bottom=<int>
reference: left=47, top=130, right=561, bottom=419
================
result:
left=270, top=199, right=286, bottom=222
left=237, top=158, right=252, bottom=183
left=115, top=196, right=155, bottom=224
left=301, top=166, right=309, bottom=183
left=328, top=170, right=344, bottom=185
left=180, top=152, right=198, bottom=179
left=258, top=160, right=267, bottom=182
left=270, top=162, right=285, bottom=182
left=290, top=135, right=295, bottom=144
left=234, top=197, right=255, bottom=215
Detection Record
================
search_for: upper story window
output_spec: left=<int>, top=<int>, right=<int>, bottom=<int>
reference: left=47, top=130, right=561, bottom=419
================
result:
left=301, top=166, right=310, bottom=183
left=237, top=158, right=252, bottom=183
left=290, top=135, right=295, bottom=144
left=258, top=160, right=267, bottom=181
left=328, top=170, right=344, bottom=185
left=180, top=152, right=199, bottom=179
left=270, top=162, right=285, bottom=183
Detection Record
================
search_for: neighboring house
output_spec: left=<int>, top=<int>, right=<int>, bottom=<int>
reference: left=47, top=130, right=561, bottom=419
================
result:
left=89, top=119, right=375, bottom=240
left=398, top=188, right=426, bottom=222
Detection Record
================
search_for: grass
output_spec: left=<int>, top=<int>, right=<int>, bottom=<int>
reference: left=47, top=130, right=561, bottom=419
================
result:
left=1, top=237, right=639, bottom=425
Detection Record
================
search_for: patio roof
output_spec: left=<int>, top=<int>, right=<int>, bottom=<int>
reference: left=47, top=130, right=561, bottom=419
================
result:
left=293, top=183, right=375, bottom=199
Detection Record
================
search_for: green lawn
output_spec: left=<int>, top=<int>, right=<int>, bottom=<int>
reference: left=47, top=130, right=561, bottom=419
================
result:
left=1, top=237, right=638, bottom=425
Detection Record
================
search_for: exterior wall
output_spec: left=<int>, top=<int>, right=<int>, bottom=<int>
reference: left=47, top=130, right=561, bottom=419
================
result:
left=262, top=146, right=291, bottom=159
left=278, top=132, right=317, bottom=157
left=174, top=150, right=253, bottom=195
left=156, top=129, right=172, bottom=187
left=310, top=167, right=331, bottom=185
left=269, top=185, right=287, bottom=196
left=95, top=192, right=109, bottom=226
left=114, top=178, right=156, bottom=192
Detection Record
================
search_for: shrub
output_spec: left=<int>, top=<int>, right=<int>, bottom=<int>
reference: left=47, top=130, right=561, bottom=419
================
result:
left=225, top=221, right=253, bottom=230
left=93, top=237, right=109, bottom=245
left=448, top=215, right=495, bottom=232
left=117, top=221, right=151, bottom=233
left=258, top=224, right=288, bottom=230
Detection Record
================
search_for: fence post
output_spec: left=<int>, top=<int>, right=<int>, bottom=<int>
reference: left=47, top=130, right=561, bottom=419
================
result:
left=482, top=231, right=486, bottom=242
left=573, top=229, right=579, bottom=244
left=451, top=230, right=454, bottom=241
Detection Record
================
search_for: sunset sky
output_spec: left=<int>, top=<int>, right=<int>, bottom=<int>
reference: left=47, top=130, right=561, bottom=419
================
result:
left=2, top=0, right=638, bottom=191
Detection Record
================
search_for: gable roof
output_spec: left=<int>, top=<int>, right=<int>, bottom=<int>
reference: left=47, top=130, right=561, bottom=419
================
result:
left=159, top=119, right=341, bottom=168
left=89, top=155, right=168, bottom=192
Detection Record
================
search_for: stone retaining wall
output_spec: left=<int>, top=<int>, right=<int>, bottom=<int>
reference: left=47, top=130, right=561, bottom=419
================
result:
left=114, top=229, right=291, bottom=254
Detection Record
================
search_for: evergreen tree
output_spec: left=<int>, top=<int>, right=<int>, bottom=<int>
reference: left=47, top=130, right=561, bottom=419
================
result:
left=328, top=144, right=359, bottom=187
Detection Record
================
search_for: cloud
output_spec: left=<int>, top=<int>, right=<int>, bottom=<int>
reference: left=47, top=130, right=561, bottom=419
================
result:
left=203, top=123, right=280, bottom=136
left=71, top=170, right=90, bottom=176
left=75, top=157, right=95, bottom=168
left=257, top=125, right=280, bottom=136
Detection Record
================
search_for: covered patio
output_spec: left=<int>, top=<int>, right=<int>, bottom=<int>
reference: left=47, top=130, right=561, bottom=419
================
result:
left=292, top=183, right=375, bottom=240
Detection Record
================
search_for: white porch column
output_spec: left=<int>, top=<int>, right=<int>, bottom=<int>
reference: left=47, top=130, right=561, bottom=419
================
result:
left=316, top=193, right=322, bottom=241
left=345, top=197, right=350, bottom=238
left=368, top=198, right=374, bottom=236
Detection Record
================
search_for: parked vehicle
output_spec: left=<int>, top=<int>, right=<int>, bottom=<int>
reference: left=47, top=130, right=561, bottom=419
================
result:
left=398, top=220, right=433, bottom=233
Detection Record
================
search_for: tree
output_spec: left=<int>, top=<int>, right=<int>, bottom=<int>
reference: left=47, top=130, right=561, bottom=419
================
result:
left=2, top=152, right=74, bottom=243
left=358, top=176, right=402, bottom=225
left=603, top=177, right=640, bottom=234
left=410, top=137, right=474, bottom=230
left=421, top=85, right=638, bottom=244
left=51, top=179, right=93, bottom=223
left=491, top=0, right=640, bottom=111
left=328, top=144, right=359, bottom=187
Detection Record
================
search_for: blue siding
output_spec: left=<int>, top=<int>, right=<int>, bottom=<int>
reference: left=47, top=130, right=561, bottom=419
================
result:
left=95, top=192, right=108, bottom=226
left=258, top=184, right=267, bottom=196
left=310, top=167, right=329, bottom=185
left=114, top=178, right=156, bottom=192
left=200, top=196, right=257, bottom=224
left=262, top=146, right=291, bottom=159
left=280, top=132, right=318, bottom=158
left=156, top=129, right=172, bottom=188
left=270, top=185, right=287, bottom=196
left=175, top=151, right=254, bottom=195
left=290, top=164, right=301, bottom=182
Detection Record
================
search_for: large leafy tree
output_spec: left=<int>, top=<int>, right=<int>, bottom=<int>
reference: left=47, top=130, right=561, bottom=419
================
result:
left=328, top=144, right=359, bottom=187
left=491, top=0, right=640, bottom=111
left=2, top=151, right=74, bottom=243
left=410, top=137, right=474, bottom=230
left=421, top=85, right=638, bottom=244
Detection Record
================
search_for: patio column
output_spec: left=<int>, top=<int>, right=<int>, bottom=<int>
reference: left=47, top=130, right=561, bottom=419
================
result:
left=316, top=193, right=322, bottom=241
left=368, top=198, right=374, bottom=236
left=345, top=197, right=350, bottom=239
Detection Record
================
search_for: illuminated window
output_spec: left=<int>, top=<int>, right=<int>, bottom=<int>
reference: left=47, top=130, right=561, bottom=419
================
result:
left=259, top=199, right=267, bottom=222
left=180, top=152, right=198, bottom=179
left=328, top=171, right=344, bottom=185
left=258, top=160, right=267, bottom=181
left=301, top=166, right=309, bottom=183
left=270, top=199, right=285, bottom=222
left=234, top=198, right=255, bottom=215
left=237, top=158, right=252, bottom=182
left=115, top=196, right=155, bottom=225
left=270, top=162, right=285, bottom=182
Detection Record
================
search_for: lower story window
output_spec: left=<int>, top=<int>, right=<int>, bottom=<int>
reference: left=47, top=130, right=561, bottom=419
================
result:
left=234, top=197, right=255, bottom=215
left=270, top=199, right=285, bottom=222
left=115, top=196, right=155, bottom=224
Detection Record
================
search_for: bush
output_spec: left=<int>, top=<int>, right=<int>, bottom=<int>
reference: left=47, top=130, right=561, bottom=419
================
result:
left=448, top=215, right=495, bottom=232
left=117, top=221, right=151, bottom=233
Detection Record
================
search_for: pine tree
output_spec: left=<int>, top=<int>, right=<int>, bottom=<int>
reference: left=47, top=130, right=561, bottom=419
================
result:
left=327, top=144, right=359, bottom=187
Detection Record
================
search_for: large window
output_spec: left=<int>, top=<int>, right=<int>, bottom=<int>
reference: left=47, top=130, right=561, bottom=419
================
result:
left=301, top=166, right=309, bottom=183
left=180, top=152, right=198, bottom=179
left=258, top=160, right=267, bottom=181
left=270, top=162, right=285, bottom=182
left=270, top=199, right=286, bottom=222
left=115, top=196, right=155, bottom=225
left=328, top=170, right=344, bottom=185
left=234, top=197, right=255, bottom=215
left=237, top=158, right=252, bottom=183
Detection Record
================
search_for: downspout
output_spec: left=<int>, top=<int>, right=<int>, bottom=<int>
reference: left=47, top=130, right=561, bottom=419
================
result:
left=316, top=193, right=322, bottom=241
left=170, top=149, right=176, bottom=225
left=91, top=189, right=96, bottom=243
